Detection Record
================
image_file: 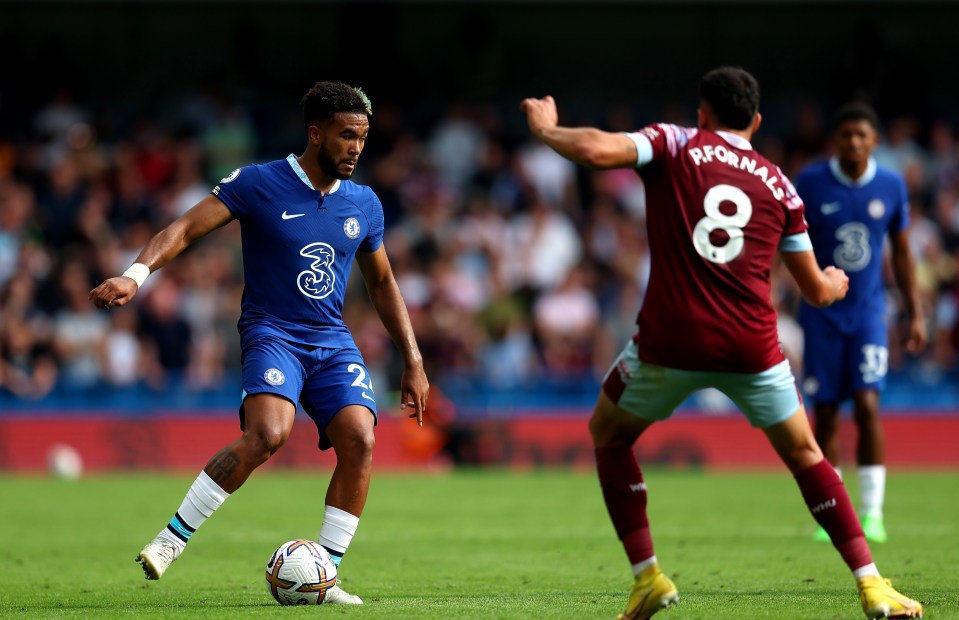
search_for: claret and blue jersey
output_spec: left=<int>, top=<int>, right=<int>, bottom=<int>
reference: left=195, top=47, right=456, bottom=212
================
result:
left=795, top=157, right=909, bottom=333
left=212, top=154, right=385, bottom=349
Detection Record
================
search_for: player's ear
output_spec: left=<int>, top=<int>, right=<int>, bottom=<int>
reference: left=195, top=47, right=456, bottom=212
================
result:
left=697, top=107, right=707, bottom=129
left=751, top=112, right=762, bottom=134
left=865, top=123, right=880, bottom=148
left=307, top=123, right=324, bottom=145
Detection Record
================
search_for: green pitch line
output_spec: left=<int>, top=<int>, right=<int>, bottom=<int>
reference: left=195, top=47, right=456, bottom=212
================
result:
left=0, top=469, right=955, bottom=619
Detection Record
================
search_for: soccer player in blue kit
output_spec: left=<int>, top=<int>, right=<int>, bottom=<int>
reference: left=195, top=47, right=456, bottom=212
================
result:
left=89, top=81, right=430, bottom=604
left=795, top=101, right=925, bottom=545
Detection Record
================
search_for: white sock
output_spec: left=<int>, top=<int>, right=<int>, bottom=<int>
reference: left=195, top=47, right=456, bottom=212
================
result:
left=853, top=563, right=880, bottom=579
left=631, top=555, right=658, bottom=576
left=319, top=505, right=359, bottom=567
left=157, top=471, right=230, bottom=552
left=858, top=465, right=886, bottom=518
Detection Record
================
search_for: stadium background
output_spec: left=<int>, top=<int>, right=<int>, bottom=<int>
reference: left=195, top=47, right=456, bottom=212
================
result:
left=1, top=1, right=957, bottom=472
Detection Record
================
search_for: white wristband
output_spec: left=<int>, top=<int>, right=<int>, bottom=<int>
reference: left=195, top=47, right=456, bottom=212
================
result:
left=122, top=263, right=151, bottom=288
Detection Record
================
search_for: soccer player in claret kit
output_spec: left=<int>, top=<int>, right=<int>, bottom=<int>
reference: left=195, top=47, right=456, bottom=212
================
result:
left=521, top=67, right=922, bottom=619
left=90, top=81, right=429, bottom=605
left=795, top=101, right=926, bottom=545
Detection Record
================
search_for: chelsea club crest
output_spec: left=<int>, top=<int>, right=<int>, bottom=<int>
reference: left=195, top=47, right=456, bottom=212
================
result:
left=344, top=217, right=361, bottom=239
left=263, top=368, right=286, bottom=386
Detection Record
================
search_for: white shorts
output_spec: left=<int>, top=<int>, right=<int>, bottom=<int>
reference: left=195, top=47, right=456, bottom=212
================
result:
left=602, top=340, right=802, bottom=429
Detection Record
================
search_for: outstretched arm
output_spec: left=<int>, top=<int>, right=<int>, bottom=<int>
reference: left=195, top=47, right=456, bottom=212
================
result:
left=355, top=245, right=429, bottom=426
left=89, top=195, right=234, bottom=309
left=889, top=228, right=927, bottom=353
left=520, top=95, right=639, bottom=169
left=780, top=250, right=849, bottom=308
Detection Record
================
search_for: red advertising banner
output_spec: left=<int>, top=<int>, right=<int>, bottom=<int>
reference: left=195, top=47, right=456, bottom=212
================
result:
left=1, top=412, right=956, bottom=473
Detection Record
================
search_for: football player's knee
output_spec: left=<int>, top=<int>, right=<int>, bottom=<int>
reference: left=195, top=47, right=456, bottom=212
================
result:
left=587, top=414, right=606, bottom=445
left=588, top=409, right=624, bottom=447
left=249, top=425, right=290, bottom=456
left=341, top=429, right=375, bottom=461
left=785, top=444, right=823, bottom=471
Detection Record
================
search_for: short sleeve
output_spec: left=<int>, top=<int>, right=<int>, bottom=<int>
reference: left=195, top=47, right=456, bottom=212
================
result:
left=624, top=132, right=654, bottom=168
left=211, top=165, right=260, bottom=218
left=360, top=191, right=385, bottom=253
left=888, top=174, right=910, bottom=234
left=779, top=173, right=808, bottom=237
left=792, top=171, right=815, bottom=229
left=779, top=231, right=813, bottom=253
left=633, top=123, right=695, bottom=163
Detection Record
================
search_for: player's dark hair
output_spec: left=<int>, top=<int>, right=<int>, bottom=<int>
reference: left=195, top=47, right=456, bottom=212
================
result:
left=301, top=81, right=373, bottom=129
left=831, top=101, right=880, bottom=132
left=698, top=66, right=760, bottom=131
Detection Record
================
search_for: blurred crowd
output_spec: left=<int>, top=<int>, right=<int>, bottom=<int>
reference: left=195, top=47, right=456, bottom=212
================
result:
left=1, top=87, right=957, bottom=409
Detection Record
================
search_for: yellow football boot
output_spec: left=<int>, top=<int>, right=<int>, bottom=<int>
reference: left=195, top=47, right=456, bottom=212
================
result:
left=858, top=575, right=923, bottom=618
left=616, top=563, right=679, bottom=620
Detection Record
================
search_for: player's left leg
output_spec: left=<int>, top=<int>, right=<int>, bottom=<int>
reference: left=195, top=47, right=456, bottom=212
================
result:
left=321, top=405, right=375, bottom=563
left=851, top=322, right=890, bottom=544
left=852, top=389, right=887, bottom=542
left=590, top=392, right=678, bottom=620
left=589, top=390, right=658, bottom=573
left=316, top=405, right=375, bottom=605
left=591, top=342, right=687, bottom=619
left=299, top=351, right=377, bottom=563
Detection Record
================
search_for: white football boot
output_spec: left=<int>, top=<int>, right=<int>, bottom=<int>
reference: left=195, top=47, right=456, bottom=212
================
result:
left=324, top=580, right=363, bottom=605
left=136, top=536, right=181, bottom=580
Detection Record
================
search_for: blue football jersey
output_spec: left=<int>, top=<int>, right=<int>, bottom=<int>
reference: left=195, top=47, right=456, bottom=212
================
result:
left=212, top=154, right=384, bottom=348
left=795, top=157, right=909, bottom=333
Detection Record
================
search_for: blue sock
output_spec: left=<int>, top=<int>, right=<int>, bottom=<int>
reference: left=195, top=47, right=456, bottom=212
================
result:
left=323, top=547, right=344, bottom=567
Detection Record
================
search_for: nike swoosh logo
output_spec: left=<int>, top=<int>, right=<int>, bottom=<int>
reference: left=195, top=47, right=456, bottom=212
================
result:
left=820, top=202, right=841, bottom=214
left=281, top=211, right=306, bottom=220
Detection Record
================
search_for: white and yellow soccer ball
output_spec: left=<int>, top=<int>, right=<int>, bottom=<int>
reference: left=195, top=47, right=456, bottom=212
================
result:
left=265, top=539, right=337, bottom=605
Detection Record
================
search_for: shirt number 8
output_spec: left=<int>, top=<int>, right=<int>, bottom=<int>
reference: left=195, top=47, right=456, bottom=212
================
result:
left=692, top=184, right=753, bottom=264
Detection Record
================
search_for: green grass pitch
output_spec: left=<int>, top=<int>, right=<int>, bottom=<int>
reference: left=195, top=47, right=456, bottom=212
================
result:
left=0, top=468, right=956, bottom=619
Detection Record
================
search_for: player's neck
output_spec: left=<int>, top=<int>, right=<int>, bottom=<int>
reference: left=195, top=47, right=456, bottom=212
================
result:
left=838, top=159, right=868, bottom=181
left=296, top=155, right=337, bottom=194
left=703, top=123, right=753, bottom=143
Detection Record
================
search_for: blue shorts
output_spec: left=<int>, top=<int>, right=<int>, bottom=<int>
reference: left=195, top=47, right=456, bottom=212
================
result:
left=602, top=340, right=803, bottom=429
left=801, top=312, right=888, bottom=404
left=240, top=337, right=377, bottom=450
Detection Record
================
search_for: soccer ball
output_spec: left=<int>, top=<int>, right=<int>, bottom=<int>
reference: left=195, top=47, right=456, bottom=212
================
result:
left=265, top=539, right=337, bottom=605
left=47, top=443, right=83, bottom=479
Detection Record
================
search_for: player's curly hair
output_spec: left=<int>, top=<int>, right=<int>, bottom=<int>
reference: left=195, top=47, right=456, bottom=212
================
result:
left=831, top=101, right=880, bottom=132
left=300, top=81, right=372, bottom=129
left=699, top=66, right=760, bottom=131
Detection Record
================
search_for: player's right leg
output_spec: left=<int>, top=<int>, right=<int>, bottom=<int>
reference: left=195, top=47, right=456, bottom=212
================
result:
left=812, top=402, right=842, bottom=542
left=813, top=402, right=842, bottom=467
left=762, top=410, right=921, bottom=618
left=801, top=311, right=847, bottom=540
left=858, top=576, right=923, bottom=618
left=136, top=390, right=298, bottom=579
